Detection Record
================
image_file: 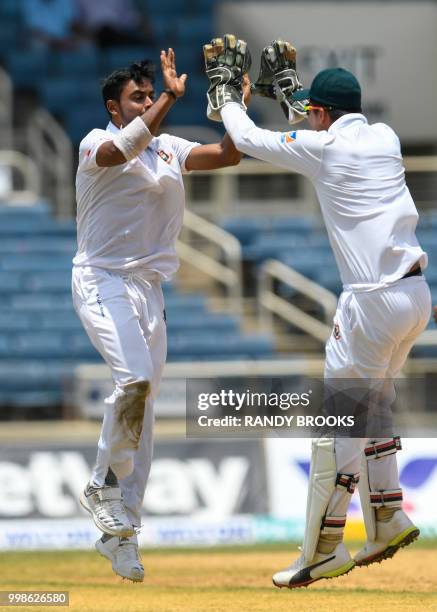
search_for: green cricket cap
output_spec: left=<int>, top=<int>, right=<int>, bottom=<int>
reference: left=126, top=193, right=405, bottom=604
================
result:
left=294, top=67, right=362, bottom=111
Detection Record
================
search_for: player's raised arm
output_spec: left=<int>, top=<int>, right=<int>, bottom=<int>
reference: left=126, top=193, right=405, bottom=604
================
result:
left=96, top=49, right=186, bottom=167
left=184, top=75, right=252, bottom=171
left=201, top=35, right=324, bottom=178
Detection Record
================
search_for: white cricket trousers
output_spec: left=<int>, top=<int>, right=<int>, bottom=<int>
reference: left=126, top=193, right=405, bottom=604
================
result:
left=325, top=275, right=431, bottom=485
left=72, top=265, right=167, bottom=526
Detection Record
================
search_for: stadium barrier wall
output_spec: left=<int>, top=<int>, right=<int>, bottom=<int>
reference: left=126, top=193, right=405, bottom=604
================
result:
left=0, top=437, right=436, bottom=550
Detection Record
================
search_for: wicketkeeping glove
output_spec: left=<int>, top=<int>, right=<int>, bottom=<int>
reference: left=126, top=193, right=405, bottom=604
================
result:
left=254, top=40, right=307, bottom=125
left=250, top=51, right=275, bottom=99
left=203, top=34, right=252, bottom=122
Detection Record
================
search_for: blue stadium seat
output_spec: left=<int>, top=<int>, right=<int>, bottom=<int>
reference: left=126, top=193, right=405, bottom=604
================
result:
left=0, top=218, right=55, bottom=235
left=0, top=237, right=76, bottom=254
left=279, top=250, right=336, bottom=276
left=192, top=0, right=217, bottom=9
left=0, top=201, right=50, bottom=218
left=223, top=216, right=320, bottom=247
left=149, top=0, right=188, bottom=17
left=0, top=311, right=80, bottom=333
left=6, top=49, right=50, bottom=87
left=0, top=390, right=63, bottom=407
left=423, top=268, right=437, bottom=285
left=55, top=49, right=99, bottom=76
left=0, top=0, right=23, bottom=17
left=0, top=361, right=72, bottom=391
left=0, top=201, right=277, bottom=409
left=40, top=313, right=82, bottom=331
left=167, top=333, right=274, bottom=359
left=39, top=78, right=99, bottom=115
left=0, top=272, right=26, bottom=293
left=0, top=312, right=32, bottom=331
left=0, top=217, right=75, bottom=237
left=103, top=47, right=157, bottom=74
left=314, top=268, right=342, bottom=294
left=65, top=104, right=108, bottom=143
left=222, top=218, right=271, bottom=246
left=176, top=17, right=212, bottom=44
left=166, top=102, right=208, bottom=126
left=26, top=273, right=72, bottom=292
left=1, top=331, right=100, bottom=361
left=10, top=293, right=73, bottom=310
left=0, top=254, right=72, bottom=271
left=172, top=47, right=204, bottom=78
left=167, top=313, right=239, bottom=333
left=165, top=294, right=207, bottom=312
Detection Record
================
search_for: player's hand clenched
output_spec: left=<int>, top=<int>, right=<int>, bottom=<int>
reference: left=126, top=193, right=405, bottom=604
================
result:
left=161, top=48, right=187, bottom=98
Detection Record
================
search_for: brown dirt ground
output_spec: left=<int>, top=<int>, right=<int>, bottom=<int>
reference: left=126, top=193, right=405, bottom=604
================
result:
left=0, top=544, right=436, bottom=612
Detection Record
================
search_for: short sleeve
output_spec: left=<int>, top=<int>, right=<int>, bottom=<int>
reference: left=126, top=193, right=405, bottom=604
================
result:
left=167, top=134, right=201, bottom=174
left=78, top=129, right=114, bottom=173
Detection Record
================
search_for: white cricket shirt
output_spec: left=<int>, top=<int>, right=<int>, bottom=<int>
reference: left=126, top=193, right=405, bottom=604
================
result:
left=222, top=104, right=427, bottom=290
left=74, top=122, right=199, bottom=281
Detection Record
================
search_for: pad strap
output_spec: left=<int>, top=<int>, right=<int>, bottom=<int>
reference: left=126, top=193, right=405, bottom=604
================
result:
left=369, top=488, right=403, bottom=508
left=364, top=437, right=401, bottom=459
left=321, top=515, right=346, bottom=534
left=336, top=473, right=360, bottom=494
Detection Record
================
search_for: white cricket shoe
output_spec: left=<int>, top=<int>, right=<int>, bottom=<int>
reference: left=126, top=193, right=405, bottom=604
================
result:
left=354, top=509, right=419, bottom=566
left=80, top=483, right=134, bottom=537
left=96, top=533, right=144, bottom=582
left=272, top=543, right=355, bottom=589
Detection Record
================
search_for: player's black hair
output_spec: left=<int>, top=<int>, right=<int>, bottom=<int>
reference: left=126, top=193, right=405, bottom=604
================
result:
left=101, top=60, right=156, bottom=115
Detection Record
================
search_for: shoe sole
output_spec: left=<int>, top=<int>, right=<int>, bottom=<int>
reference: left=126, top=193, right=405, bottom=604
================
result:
left=96, top=540, right=144, bottom=583
left=79, top=492, right=135, bottom=538
left=355, top=526, right=420, bottom=567
left=273, top=559, right=356, bottom=589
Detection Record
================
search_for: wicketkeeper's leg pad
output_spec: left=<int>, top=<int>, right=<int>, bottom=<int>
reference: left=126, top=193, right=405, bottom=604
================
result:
left=358, top=437, right=403, bottom=541
left=303, top=438, right=359, bottom=561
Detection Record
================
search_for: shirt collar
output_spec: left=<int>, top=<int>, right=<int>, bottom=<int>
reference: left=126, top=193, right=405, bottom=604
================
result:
left=328, top=113, right=367, bottom=134
left=107, top=121, right=121, bottom=133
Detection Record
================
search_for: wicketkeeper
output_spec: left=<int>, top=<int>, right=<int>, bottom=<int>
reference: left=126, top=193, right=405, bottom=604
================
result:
left=202, top=34, right=431, bottom=589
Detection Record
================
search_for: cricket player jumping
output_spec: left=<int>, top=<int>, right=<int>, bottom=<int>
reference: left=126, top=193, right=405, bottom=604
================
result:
left=73, top=48, right=248, bottom=581
left=202, top=35, right=431, bottom=588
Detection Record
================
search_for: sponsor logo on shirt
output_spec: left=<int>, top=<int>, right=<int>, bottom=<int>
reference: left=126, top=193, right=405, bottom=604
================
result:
left=333, top=323, right=341, bottom=341
left=280, top=131, right=297, bottom=144
left=157, top=149, right=173, bottom=164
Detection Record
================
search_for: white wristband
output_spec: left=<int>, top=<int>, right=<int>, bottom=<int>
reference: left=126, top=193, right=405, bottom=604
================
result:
left=113, top=116, right=153, bottom=161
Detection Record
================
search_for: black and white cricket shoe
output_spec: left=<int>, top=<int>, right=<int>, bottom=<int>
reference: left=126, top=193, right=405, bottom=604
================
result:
left=80, top=482, right=134, bottom=537
left=272, top=543, right=355, bottom=589
left=96, top=533, right=144, bottom=582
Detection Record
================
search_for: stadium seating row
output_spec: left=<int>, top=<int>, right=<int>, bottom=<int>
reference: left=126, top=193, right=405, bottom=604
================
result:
left=0, top=204, right=275, bottom=410
left=0, top=0, right=214, bottom=142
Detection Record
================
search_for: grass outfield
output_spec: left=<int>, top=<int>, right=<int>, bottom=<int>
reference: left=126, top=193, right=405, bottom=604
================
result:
left=0, top=542, right=436, bottom=612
